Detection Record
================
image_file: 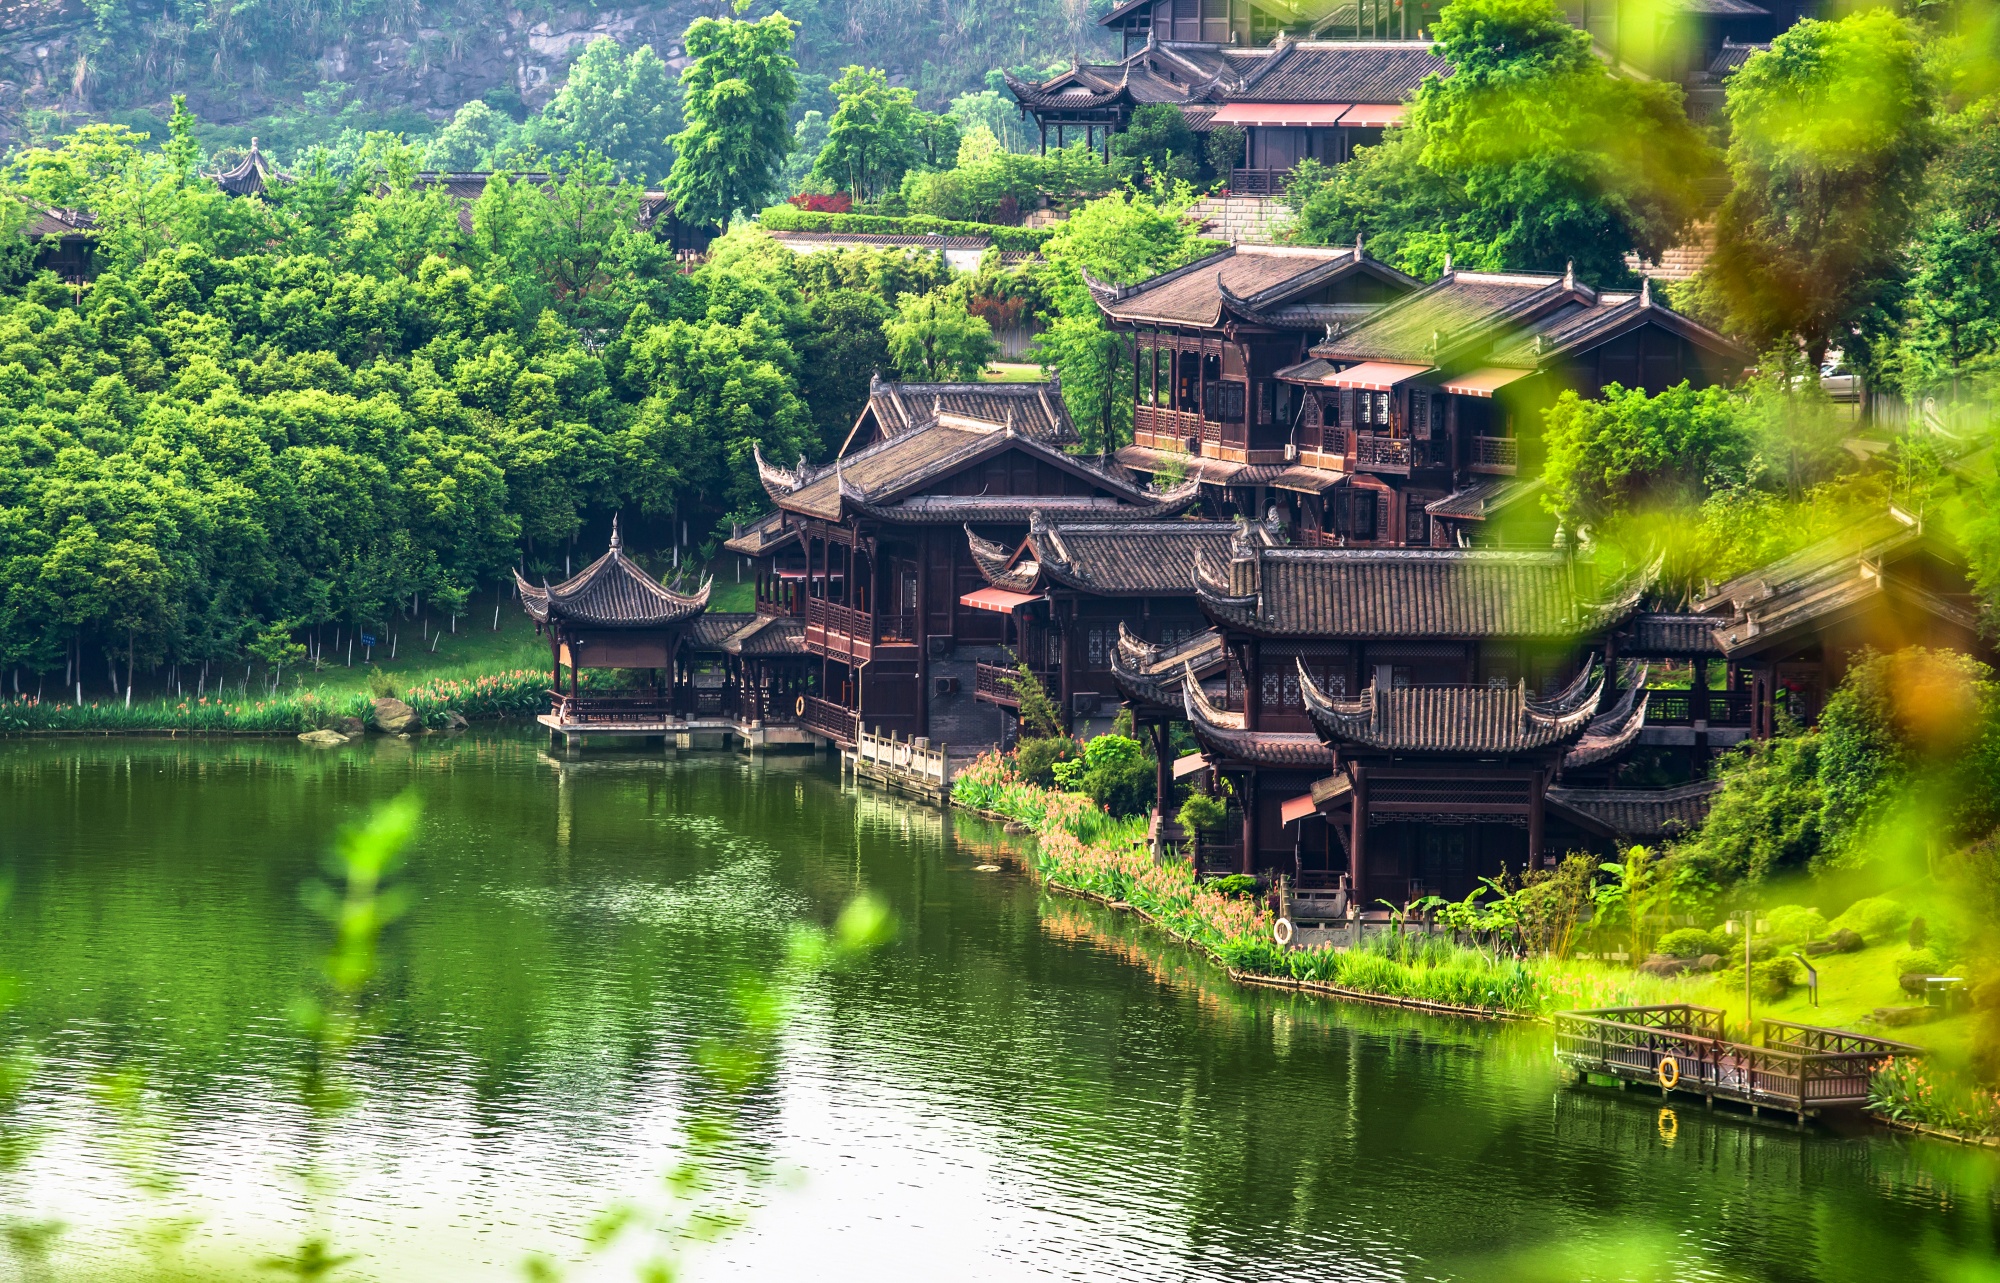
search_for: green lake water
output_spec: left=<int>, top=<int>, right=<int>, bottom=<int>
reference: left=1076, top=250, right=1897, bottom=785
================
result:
left=0, top=731, right=1995, bottom=1281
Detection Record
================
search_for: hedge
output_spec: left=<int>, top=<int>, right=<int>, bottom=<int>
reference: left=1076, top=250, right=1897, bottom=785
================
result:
left=754, top=204, right=1055, bottom=252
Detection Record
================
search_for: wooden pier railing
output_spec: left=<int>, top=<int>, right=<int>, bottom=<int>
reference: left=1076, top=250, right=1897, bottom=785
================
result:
left=1554, top=1004, right=1922, bottom=1118
left=799, top=695, right=859, bottom=745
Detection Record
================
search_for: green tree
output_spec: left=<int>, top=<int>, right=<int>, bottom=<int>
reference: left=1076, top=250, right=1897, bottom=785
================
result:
left=1033, top=186, right=1205, bottom=449
left=425, top=100, right=513, bottom=172
left=1540, top=382, right=1748, bottom=530
left=667, top=15, right=800, bottom=227
left=813, top=66, right=923, bottom=201
left=1703, top=9, right=1940, bottom=368
left=1291, top=0, right=1713, bottom=283
left=1889, top=108, right=2000, bottom=396
left=1112, top=103, right=1202, bottom=187
left=885, top=289, right=998, bottom=381
left=539, top=39, right=683, bottom=185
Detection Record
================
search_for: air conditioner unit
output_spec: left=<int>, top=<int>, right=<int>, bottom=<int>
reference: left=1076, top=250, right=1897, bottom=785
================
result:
left=1284, top=443, right=1297, bottom=462
left=1071, top=692, right=1100, bottom=716
left=933, top=676, right=960, bottom=696
left=927, top=635, right=951, bottom=659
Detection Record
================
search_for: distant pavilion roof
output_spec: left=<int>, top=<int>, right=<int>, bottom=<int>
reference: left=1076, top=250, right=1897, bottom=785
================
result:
left=1296, top=658, right=1609, bottom=754
left=515, top=519, right=711, bottom=629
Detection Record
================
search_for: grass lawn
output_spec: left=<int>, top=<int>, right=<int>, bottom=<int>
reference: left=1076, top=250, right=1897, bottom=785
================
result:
left=981, top=362, right=1046, bottom=383
left=288, top=607, right=549, bottom=699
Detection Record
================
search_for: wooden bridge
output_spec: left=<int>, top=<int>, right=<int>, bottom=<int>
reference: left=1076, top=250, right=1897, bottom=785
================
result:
left=1554, top=1004, right=1922, bottom=1121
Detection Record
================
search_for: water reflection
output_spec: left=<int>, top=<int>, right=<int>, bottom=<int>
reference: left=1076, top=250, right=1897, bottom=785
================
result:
left=0, top=733, right=1992, bottom=1281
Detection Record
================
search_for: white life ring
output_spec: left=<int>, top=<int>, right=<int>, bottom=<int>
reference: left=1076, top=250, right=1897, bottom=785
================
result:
left=795, top=695, right=806, bottom=717
left=1273, top=917, right=1296, bottom=947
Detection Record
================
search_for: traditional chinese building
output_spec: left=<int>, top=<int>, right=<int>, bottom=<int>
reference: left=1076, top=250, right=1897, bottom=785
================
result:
left=733, top=378, right=1203, bottom=747
left=517, top=519, right=713, bottom=741
left=1008, top=38, right=1450, bottom=190
left=1109, top=529, right=1663, bottom=899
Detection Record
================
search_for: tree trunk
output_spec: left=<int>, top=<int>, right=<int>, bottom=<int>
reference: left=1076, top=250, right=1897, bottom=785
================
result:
left=125, top=630, right=134, bottom=708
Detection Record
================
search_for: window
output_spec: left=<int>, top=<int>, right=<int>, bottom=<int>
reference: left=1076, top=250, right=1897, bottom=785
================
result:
left=1410, top=393, right=1429, bottom=439
left=1205, top=380, right=1246, bottom=423
left=1352, top=490, right=1377, bottom=540
left=1405, top=504, right=1428, bottom=546
left=1087, top=626, right=1116, bottom=669
left=1374, top=391, right=1391, bottom=425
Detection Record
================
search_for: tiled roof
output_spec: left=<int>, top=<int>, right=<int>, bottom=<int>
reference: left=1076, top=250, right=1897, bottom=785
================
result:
left=965, top=527, right=1039, bottom=592
left=1622, top=613, right=1722, bottom=655
left=768, top=230, right=992, bottom=250
left=685, top=612, right=754, bottom=647
left=1089, top=245, right=1369, bottom=327
left=1563, top=670, right=1650, bottom=769
left=1109, top=624, right=1227, bottom=712
left=1694, top=511, right=1981, bottom=657
left=1195, top=548, right=1653, bottom=639
left=21, top=205, right=94, bottom=237
left=1545, top=781, right=1721, bottom=840
left=758, top=417, right=1185, bottom=523
left=1424, top=476, right=1546, bottom=521
left=853, top=375, right=1076, bottom=448
left=723, top=509, right=797, bottom=558
left=1314, top=271, right=1565, bottom=365
left=1029, top=517, right=1240, bottom=594
left=721, top=614, right=809, bottom=658
left=1706, top=41, right=1769, bottom=76
left=1230, top=41, right=1449, bottom=103
left=1298, top=662, right=1606, bottom=754
left=1182, top=662, right=1330, bottom=767
left=515, top=520, right=711, bottom=629
left=210, top=140, right=288, bottom=196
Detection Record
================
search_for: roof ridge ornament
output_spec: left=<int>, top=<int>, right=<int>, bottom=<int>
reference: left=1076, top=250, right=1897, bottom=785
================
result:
left=1355, top=231, right=1365, bottom=258
left=609, top=513, right=622, bottom=551
left=1640, top=275, right=1652, bottom=307
left=1563, top=260, right=1575, bottom=291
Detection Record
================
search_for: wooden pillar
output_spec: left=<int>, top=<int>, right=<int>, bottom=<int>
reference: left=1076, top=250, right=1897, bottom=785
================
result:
left=1349, top=765, right=1366, bottom=897
left=1039, top=118, right=1047, bottom=156
left=1243, top=643, right=1260, bottom=732
left=1150, top=720, right=1170, bottom=822
left=1691, top=653, right=1710, bottom=762
left=1239, top=770, right=1257, bottom=876
left=1528, top=769, right=1546, bottom=869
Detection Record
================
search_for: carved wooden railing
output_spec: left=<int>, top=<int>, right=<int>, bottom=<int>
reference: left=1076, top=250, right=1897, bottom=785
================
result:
left=799, top=695, right=859, bottom=745
left=1354, top=432, right=1411, bottom=472
left=1645, top=690, right=1754, bottom=726
left=1133, top=403, right=1203, bottom=451
left=1470, top=435, right=1519, bottom=473
left=1228, top=167, right=1291, bottom=194
left=547, top=690, right=676, bottom=726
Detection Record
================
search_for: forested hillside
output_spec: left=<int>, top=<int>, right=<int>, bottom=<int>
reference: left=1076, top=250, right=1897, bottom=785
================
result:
left=0, top=0, right=1107, bottom=155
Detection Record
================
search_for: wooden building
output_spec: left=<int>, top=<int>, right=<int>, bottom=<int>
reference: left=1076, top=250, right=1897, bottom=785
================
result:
left=1111, top=531, right=1662, bottom=897
left=1007, top=39, right=1449, bottom=190
left=1689, top=506, right=1990, bottom=735
left=733, top=379, right=1203, bottom=746
left=963, top=513, right=1264, bottom=734
left=517, top=519, right=713, bottom=738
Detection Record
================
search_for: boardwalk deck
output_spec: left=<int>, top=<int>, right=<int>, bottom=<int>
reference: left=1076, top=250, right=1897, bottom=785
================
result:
left=1554, top=1005, right=1922, bottom=1120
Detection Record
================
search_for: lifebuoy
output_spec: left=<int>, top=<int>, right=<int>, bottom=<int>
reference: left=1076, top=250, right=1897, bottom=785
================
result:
left=1657, top=1056, right=1680, bottom=1090
left=795, top=695, right=806, bottom=717
left=1273, top=917, right=1295, bottom=947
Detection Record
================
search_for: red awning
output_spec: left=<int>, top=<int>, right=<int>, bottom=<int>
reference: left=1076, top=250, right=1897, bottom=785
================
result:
left=958, top=587, right=1043, bottom=614
left=1209, top=102, right=1352, bottom=128
left=1440, top=366, right=1532, bottom=398
left=1280, top=792, right=1320, bottom=825
left=1339, top=103, right=1408, bottom=128
left=1324, top=361, right=1432, bottom=391
left=1172, top=751, right=1209, bottom=779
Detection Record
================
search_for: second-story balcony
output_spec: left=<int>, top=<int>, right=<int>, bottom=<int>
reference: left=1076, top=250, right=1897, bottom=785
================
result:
left=1354, top=432, right=1411, bottom=475
left=1470, top=435, right=1519, bottom=474
left=1132, top=403, right=1202, bottom=452
left=803, top=598, right=917, bottom=663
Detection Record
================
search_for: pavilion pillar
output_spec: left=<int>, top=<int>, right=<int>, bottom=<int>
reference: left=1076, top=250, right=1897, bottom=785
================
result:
left=1239, top=770, right=1257, bottom=876
left=1692, top=654, right=1711, bottom=762
left=1528, top=769, right=1546, bottom=869
left=1149, top=720, right=1170, bottom=841
left=1349, top=765, right=1367, bottom=902
left=1039, top=119, right=1047, bottom=156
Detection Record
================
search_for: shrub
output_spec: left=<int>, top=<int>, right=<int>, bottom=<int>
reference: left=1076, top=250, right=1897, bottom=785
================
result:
left=787, top=191, right=852, bottom=213
left=1750, top=956, right=1800, bottom=1001
left=1209, top=874, right=1260, bottom=898
left=1013, top=735, right=1080, bottom=788
left=1871, top=1056, right=2000, bottom=1136
left=1177, top=789, right=1226, bottom=837
left=1658, top=927, right=1728, bottom=959
left=1072, top=733, right=1155, bottom=817
left=1830, top=895, right=1909, bottom=943
left=1898, top=947, right=1945, bottom=976
left=1763, top=904, right=1828, bottom=945
left=365, top=666, right=399, bottom=699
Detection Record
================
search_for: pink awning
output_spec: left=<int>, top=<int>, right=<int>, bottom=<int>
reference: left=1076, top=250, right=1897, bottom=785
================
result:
left=1280, top=793, right=1319, bottom=825
left=1325, top=361, right=1432, bottom=391
left=958, top=587, right=1042, bottom=614
left=1440, top=366, right=1532, bottom=397
left=1172, top=752, right=1209, bottom=779
left=1209, top=102, right=1352, bottom=128
left=1339, top=103, right=1408, bottom=128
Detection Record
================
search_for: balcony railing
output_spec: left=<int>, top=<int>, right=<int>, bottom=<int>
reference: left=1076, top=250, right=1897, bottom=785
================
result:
left=547, top=690, right=676, bottom=727
left=1228, top=167, right=1292, bottom=195
left=1133, top=403, right=1203, bottom=451
left=1470, top=435, right=1519, bottom=473
left=1646, top=690, right=1754, bottom=727
left=1354, top=432, right=1411, bottom=473
left=799, top=695, right=859, bottom=745
left=802, top=598, right=917, bottom=661
left=757, top=578, right=803, bottom=618
left=974, top=662, right=1055, bottom=708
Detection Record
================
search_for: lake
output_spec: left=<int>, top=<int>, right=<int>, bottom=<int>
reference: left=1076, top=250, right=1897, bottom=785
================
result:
left=0, top=732, right=1993, bottom=1281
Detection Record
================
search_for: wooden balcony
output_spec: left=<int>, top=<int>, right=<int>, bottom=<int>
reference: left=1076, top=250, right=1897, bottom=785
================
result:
left=803, top=599, right=916, bottom=662
left=1228, top=167, right=1292, bottom=195
left=1470, top=435, right=1519, bottom=474
left=756, top=577, right=803, bottom=618
left=545, top=690, right=678, bottom=730
left=1645, top=690, right=1753, bottom=726
left=1133, top=403, right=1202, bottom=451
left=799, top=695, right=859, bottom=746
left=1353, top=432, right=1411, bottom=475
left=974, top=662, right=1055, bottom=708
